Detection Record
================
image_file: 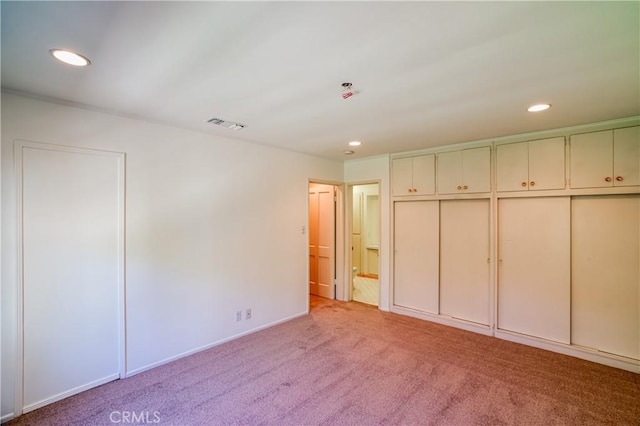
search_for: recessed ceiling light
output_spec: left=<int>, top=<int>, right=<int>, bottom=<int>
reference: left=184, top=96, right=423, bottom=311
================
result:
left=348, top=141, right=362, bottom=147
left=344, top=150, right=354, bottom=155
left=50, top=49, right=91, bottom=67
left=527, top=103, right=551, bottom=112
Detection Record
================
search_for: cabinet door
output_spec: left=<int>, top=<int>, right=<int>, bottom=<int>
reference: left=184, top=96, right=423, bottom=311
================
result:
left=496, top=142, right=528, bottom=192
left=440, top=200, right=490, bottom=325
left=613, top=126, right=640, bottom=187
left=498, top=197, right=570, bottom=343
left=528, top=137, right=566, bottom=190
left=570, top=130, right=613, bottom=188
left=392, top=157, right=414, bottom=196
left=412, top=154, right=435, bottom=195
left=437, top=150, right=462, bottom=194
left=571, top=195, right=639, bottom=360
left=394, top=201, right=439, bottom=314
left=462, top=147, right=491, bottom=193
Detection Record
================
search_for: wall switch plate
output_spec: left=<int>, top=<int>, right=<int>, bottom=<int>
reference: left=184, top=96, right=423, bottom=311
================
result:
left=236, top=311, right=242, bottom=322
left=246, top=309, right=252, bottom=320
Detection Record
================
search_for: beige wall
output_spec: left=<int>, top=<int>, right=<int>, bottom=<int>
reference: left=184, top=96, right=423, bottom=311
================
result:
left=1, top=93, right=343, bottom=418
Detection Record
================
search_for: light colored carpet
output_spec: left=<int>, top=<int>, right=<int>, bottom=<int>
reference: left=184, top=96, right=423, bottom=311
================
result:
left=352, top=276, right=378, bottom=306
left=6, top=296, right=640, bottom=425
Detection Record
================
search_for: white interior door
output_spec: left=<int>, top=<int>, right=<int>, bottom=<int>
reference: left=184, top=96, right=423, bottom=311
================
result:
left=309, top=183, right=335, bottom=299
left=19, top=142, right=124, bottom=412
left=498, top=197, right=570, bottom=343
left=571, top=195, right=639, bottom=359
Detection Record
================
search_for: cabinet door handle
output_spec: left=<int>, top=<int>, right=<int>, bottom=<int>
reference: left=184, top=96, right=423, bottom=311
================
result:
left=616, top=176, right=623, bottom=182
left=529, top=181, right=535, bottom=186
left=521, top=182, right=527, bottom=187
left=463, top=185, right=468, bottom=190
left=457, top=185, right=462, bottom=190
left=408, top=188, right=412, bottom=193
left=605, top=177, right=612, bottom=182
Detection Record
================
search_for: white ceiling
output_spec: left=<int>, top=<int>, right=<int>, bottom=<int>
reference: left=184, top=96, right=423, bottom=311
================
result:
left=2, top=1, right=639, bottom=161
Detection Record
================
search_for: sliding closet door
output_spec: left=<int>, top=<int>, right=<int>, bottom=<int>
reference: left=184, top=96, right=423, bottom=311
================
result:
left=440, top=199, right=490, bottom=325
left=20, top=142, right=124, bottom=412
left=498, top=197, right=570, bottom=343
left=394, top=201, right=439, bottom=314
left=571, top=195, right=639, bottom=359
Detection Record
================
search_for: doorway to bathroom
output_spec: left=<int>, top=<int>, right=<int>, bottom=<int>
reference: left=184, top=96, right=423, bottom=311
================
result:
left=351, top=183, right=380, bottom=306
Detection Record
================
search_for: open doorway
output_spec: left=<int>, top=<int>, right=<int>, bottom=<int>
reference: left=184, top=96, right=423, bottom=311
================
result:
left=351, top=183, right=380, bottom=306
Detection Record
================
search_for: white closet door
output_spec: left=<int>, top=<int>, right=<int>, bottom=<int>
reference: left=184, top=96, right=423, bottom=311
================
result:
left=20, top=143, right=124, bottom=412
left=394, top=201, right=439, bottom=314
left=440, top=200, right=490, bottom=325
left=571, top=195, right=640, bottom=360
left=498, top=197, right=570, bottom=343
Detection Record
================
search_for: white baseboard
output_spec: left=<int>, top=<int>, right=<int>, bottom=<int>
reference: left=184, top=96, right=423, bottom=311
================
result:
left=22, top=373, right=120, bottom=414
left=495, top=329, right=640, bottom=374
left=1, top=413, right=16, bottom=423
left=125, top=311, right=308, bottom=378
left=391, top=305, right=639, bottom=374
left=391, top=305, right=493, bottom=336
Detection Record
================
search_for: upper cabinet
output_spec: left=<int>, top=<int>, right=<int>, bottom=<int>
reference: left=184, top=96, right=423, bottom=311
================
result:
left=437, top=147, right=491, bottom=194
left=496, top=137, right=566, bottom=192
left=570, top=126, right=640, bottom=188
left=392, top=154, right=435, bottom=196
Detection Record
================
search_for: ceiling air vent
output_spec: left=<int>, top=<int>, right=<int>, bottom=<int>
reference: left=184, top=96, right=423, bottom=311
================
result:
left=206, top=117, right=246, bottom=130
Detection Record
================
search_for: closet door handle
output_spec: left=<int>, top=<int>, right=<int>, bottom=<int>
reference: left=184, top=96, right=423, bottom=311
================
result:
left=521, top=182, right=527, bottom=187
left=457, top=185, right=462, bottom=190
left=463, top=185, right=468, bottom=190
left=605, top=177, right=612, bottom=182
left=529, top=181, right=535, bottom=187
left=616, top=176, right=623, bottom=182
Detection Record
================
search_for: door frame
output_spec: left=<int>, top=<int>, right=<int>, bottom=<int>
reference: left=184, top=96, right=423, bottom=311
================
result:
left=346, top=181, right=381, bottom=304
left=13, top=140, right=126, bottom=416
left=307, top=180, right=345, bottom=306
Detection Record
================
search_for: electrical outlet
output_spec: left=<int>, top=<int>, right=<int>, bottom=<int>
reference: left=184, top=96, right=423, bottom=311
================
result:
left=235, top=311, right=242, bottom=322
left=246, top=308, right=252, bottom=320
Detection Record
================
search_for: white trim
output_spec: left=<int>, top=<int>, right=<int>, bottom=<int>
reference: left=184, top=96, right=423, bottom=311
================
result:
left=13, top=141, right=24, bottom=418
left=13, top=140, right=126, bottom=416
left=117, top=153, right=127, bottom=379
left=22, top=374, right=119, bottom=414
left=495, top=329, right=640, bottom=374
left=387, top=116, right=640, bottom=161
left=125, top=311, right=307, bottom=377
left=1, top=413, right=16, bottom=423
left=391, top=305, right=493, bottom=336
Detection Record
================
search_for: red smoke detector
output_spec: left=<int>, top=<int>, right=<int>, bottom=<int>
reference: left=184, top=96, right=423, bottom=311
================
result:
left=341, top=82, right=354, bottom=100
